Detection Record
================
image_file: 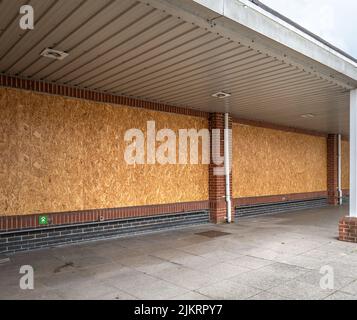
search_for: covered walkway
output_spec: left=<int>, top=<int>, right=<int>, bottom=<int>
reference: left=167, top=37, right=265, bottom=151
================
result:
left=1, top=0, right=357, bottom=302
left=1, top=206, right=357, bottom=300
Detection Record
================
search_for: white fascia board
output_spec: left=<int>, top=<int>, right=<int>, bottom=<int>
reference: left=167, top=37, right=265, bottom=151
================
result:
left=193, top=0, right=225, bottom=15
left=197, top=0, right=357, bottom=84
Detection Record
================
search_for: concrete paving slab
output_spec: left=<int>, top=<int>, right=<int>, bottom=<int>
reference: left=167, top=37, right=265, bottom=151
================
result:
left=150, top=265, right=219, bottom=291
left=203, top=263, right=251, bottom=281
left=196, top=280, right=261, bottom=300
left=170, top=292, right=212, bottom=300
left=168, top=255, right=218, bottom=270
left=294, top=269, right=355, bottom=291
left=227, top=255, right=274, bottom=270
left=98, top=267, right=189, bottom=299
left=324, top=291, right=357, bottom=300
left=248, top=291, right=290, bottom=300
left=229, top=269, right=289, bottom=290
left=274, top=255, right=331, bottom=270
left=54, top=281, right=123, bottom=300
left=339, top=280, right=357, bottom=295
left=78, top=264, right=131, bottom=281
left=198, top=250, right=243, bottom=263
left=267, top=279, right=332, bottom=300
left=258, top=263, right=309, bottom=279
left=237, top=247, right=294, bottom=262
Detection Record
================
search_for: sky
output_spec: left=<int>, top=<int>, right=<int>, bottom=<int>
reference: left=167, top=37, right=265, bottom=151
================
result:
left=260, top=0, right=357, bottom=59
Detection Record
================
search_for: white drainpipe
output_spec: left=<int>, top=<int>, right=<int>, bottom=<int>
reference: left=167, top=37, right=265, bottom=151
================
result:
left=338, top=134, right=343, bottom=205
left=224, top=113, right=232, bottom=223
left=350, top=89, right=357, bottom=217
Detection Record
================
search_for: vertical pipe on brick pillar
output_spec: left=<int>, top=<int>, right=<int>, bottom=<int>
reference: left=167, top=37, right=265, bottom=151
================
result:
left=338, top=134, right=342, bottom=205
left=224, top=113, right=232, bottom=223
left=350, top=89, right=357, bottom=217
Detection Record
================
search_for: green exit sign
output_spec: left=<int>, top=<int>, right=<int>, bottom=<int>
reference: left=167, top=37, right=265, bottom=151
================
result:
left=39, top=215, right=48, bottom=225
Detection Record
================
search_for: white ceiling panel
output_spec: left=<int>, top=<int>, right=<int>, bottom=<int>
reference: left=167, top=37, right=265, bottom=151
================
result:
left=0, top=0, right=355, bottom=135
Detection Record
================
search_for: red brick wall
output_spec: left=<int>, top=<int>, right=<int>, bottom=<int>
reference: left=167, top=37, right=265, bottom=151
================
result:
left=0, top=201, right=209, bottom=231
left=209, top=113, right=233, bottom=223
left=0, top=74, right=208, bottom=119
left=327, top=134, right=338, bottom=205
left=339, top=217, right=357, bottom=243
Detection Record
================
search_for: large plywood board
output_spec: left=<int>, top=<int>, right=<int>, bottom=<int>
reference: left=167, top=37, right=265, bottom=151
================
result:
left=342, top=140, right=350, bottom=190
left=232, top=123, right=327, bottom=198
left=0, top=88, right=208, bottom=216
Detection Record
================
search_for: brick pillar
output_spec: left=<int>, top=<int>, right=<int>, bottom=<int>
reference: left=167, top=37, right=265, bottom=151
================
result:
left=327, top=134, right=338, bottom=205
left=209, top=113, right=233, bottom=224
left=339, top=217, right=357, bottom=243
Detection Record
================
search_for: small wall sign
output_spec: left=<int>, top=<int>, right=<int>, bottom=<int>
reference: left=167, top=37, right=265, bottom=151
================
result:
left=39, top=215, right=48, bottom=225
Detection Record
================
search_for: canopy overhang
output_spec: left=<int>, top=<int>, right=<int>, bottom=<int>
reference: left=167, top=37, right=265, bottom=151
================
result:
left=1, top=0, right=356, bottom=135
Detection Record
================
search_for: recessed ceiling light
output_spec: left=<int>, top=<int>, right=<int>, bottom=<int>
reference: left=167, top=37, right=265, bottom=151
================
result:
left=300, top=113, right=315, bottom=119
left=212, top=91, right=231, bottom=99
left=40, top=48, right=69, bottom=60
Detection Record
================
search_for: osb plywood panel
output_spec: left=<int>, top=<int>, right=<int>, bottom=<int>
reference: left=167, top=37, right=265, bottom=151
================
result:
left=0, top=88, right=208, bottom=216
left=232, top=123, right=327, bottom=198
left=342, top=140, right=350, bottom=190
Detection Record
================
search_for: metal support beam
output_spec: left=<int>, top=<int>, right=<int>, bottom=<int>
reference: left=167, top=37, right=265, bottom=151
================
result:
left=350, top=89, right=357, bottom=217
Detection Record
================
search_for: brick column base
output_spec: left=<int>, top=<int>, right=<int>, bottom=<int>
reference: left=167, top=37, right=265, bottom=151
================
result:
left=209, top=199, right=227, bottom=224
left=209, top=113, right=233, bottom=224
left=339, top=217, right=357, bottom=243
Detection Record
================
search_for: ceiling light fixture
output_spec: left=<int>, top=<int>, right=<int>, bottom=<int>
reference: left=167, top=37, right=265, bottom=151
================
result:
left=40, top=48, right=69, bottom=60
left=212, top=91, right=231, bottom=99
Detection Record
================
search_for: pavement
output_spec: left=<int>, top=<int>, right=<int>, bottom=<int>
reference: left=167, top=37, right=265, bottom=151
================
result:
left=1, top=205, right=357, bottom=300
